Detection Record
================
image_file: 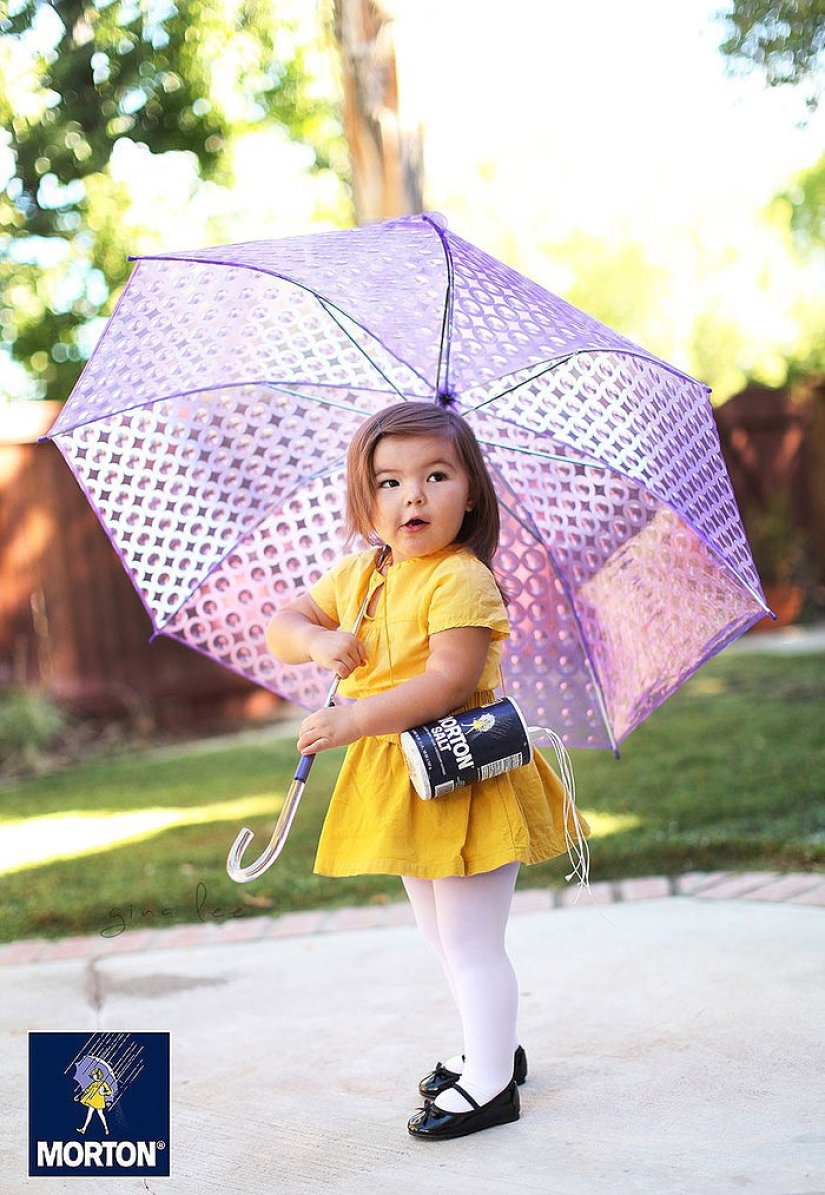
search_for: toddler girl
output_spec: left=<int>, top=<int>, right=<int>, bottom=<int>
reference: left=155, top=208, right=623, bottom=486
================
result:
left=266, top=400, right=586, bottom=1139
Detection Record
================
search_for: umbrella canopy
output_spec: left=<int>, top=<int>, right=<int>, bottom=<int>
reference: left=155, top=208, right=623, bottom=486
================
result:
left=47, top=212, right=769, bottom=750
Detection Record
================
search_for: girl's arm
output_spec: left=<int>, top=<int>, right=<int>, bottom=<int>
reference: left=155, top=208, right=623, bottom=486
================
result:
left=266, top=593, right=368, bottom=678
left=296, top=625, right=492, bottom=754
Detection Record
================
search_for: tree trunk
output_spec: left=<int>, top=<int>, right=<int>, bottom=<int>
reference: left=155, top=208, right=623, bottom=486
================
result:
left=333, top=0, right=424, bottom=224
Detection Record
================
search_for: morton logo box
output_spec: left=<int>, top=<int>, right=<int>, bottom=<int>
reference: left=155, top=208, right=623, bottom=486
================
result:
left=28, top=1032, right=170, bottom=1178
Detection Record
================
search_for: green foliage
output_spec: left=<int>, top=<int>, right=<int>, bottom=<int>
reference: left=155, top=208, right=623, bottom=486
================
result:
left=779, top=151, right=825, bottom=251
left=0, top=0, right=347, bottom=401
left=744, top=492, right=809, bottom=584
left=0, top=688, right=65, bottom=769
left=0, top=651, right=822, bottom=943
left=767, top=153, right=825, bottom=378
left=543, top=233, right=672, bottom=352
left=718, top=0, right=825, bottom=108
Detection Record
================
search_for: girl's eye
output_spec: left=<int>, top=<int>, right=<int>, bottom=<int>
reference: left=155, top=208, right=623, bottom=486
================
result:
left=427, top=471, right=447, bottom=482
left=377, top=478, right=399, bottom=489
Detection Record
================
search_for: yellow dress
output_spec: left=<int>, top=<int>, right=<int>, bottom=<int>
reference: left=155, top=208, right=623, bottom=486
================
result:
left=310, top=545, right=585, bottom=879
left=80, top=1080, right=111, bottom=1109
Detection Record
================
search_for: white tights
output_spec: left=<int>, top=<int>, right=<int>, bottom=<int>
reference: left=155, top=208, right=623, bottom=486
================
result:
left=402, top=862, right=520, bottom=1112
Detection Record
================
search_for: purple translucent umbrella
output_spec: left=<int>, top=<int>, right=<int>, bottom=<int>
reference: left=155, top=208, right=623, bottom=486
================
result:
left=46, top=212, right=769, bottom=753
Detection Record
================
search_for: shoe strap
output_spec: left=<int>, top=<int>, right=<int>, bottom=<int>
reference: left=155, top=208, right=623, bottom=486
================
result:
left=449, top=1082, right=480, bottom=1111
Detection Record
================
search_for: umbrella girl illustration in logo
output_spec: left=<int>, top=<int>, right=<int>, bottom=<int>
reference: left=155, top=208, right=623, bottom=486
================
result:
left=469, top=712, right=496, bottom=734
left=65, top=1034, right=145, bottom=1137
left=75, top=1064, right=114, bottom=1136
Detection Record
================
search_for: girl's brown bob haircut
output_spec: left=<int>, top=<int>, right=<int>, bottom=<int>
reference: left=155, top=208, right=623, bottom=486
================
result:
left=345, top=401, right=501, bottom=573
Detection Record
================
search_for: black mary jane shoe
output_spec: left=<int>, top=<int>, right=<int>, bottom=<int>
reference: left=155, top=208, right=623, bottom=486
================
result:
left=407, top=1079, right=520, bottom=1141
left=418, top=1044, right=528, bottom=1099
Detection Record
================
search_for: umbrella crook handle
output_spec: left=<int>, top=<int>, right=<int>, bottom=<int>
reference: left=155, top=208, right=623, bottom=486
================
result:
left=225, top=742, right=320, bottom=883
left=226, top=546, right=389, bottom=884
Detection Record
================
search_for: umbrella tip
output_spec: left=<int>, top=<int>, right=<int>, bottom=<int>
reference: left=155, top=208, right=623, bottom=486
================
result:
left=436, top=388, right=456, bottom=408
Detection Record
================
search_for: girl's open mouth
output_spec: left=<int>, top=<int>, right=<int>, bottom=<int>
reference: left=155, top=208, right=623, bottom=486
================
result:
left=403, top=518, right=428, bottom=529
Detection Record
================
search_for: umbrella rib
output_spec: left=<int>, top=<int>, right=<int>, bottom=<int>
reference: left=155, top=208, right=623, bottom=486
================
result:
left=261, top=382, right=429, bottom=410
left=422, top=214, right=456, bottom=401
left=476, top=434, right=612, bottom=472
left=491, top=465, right=619, bottom=755
left=464, top=349, right=710, bottom=418
left=465, top=353, right=583, bottom=414
left=314, top=297, right=432, bottom=400
left=49, top=379, right=431, bottom=438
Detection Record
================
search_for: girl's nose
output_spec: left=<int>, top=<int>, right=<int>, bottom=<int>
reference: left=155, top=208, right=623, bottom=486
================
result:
left=405, top=481, right=425, bottom=504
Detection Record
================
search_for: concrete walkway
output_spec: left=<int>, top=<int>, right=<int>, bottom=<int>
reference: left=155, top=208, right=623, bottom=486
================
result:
left=2, top=870, right=824, bottom=1194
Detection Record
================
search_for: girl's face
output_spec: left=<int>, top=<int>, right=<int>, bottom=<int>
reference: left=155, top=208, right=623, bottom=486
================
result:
left=370, top=433, right=473, bottom=563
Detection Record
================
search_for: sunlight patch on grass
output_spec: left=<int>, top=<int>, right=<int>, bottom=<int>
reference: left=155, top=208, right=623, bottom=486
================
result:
left=0, top=792, right=284, bottom=875
left=690, top=676, right=728, bottom=695
left=582, top=810, right=642, bottom=838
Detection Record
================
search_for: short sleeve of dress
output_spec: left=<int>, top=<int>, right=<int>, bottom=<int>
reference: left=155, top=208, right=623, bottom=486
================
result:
left=426, top=552, right=509, bottom=640
left=308, top=550, right=380, bottom=628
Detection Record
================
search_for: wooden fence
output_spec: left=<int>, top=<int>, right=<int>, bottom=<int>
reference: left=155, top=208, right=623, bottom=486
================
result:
left=714, top=378, right=825, bottom=593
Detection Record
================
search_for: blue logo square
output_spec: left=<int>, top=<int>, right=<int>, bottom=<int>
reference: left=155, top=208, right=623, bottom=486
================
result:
left=28, top=1032, right=170, bottom=1177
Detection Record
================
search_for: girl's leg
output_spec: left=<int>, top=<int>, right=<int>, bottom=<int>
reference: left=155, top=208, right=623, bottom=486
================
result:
left=402, top=875, right=461, bottom=1015
left=428, top=862, right=520, bottom=1112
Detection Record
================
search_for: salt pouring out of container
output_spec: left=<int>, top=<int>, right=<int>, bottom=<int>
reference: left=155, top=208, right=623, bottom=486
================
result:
left=400, top=697, right=590, bottom=888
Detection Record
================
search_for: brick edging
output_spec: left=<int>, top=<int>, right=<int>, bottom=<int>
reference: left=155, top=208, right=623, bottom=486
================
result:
left=1, top=870, right=822, bottom=967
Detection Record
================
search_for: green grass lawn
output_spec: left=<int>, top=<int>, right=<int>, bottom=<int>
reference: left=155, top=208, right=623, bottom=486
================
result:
left=1, top=651, right=823, bottom=944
